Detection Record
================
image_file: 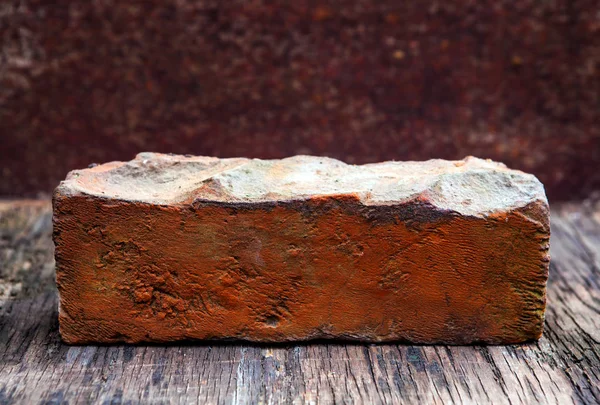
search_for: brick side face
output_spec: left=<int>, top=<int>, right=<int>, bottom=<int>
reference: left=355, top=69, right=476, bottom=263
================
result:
left=54, top=190, right=549, bottom=344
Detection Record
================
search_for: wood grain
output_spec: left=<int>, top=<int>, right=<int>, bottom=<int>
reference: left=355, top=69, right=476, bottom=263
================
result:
left=1, top=200, right=599, bottom=404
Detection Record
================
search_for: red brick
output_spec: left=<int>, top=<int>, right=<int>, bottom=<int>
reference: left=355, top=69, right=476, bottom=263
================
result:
left=53, top=153, right=550, bottom=344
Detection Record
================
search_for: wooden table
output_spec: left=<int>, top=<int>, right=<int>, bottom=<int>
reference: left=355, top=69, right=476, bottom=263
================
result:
left=1, top=200, right=598, bottom=404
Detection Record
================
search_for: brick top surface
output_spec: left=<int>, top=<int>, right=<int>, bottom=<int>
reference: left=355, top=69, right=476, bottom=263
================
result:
left=56, top=153, right=547, bottom=216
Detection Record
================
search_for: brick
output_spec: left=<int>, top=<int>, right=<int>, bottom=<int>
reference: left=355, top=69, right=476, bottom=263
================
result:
left=53, top=153, right=550, bottom=344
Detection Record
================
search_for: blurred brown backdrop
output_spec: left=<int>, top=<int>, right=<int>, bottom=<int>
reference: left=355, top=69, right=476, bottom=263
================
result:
left=1, top=0, right=599, bottom=200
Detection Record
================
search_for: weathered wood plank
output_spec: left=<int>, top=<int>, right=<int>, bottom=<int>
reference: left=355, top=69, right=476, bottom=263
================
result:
left=0, top=200, right=599, bottom=404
